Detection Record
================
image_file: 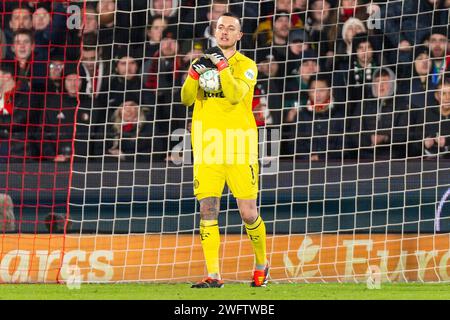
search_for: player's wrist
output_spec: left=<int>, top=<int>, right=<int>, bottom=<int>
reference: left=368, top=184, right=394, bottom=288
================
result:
left=216, top=60, right=229, bottom=72
left=188, top=67, right=200, bottom=80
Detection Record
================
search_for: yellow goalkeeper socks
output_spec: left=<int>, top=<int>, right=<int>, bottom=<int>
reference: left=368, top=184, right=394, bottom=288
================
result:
left=245, top=215, right=267, bottom=270
left=199, top=219, right=221, bottom=279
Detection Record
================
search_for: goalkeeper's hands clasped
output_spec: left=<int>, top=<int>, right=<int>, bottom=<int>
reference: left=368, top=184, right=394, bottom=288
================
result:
left=188, top=57, right=216, bottom=80
left=204, top=46, right=229, bottom=71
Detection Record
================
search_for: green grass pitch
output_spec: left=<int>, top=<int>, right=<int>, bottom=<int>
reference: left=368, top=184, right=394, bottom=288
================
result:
left=0, top=283, right=449, bottom=300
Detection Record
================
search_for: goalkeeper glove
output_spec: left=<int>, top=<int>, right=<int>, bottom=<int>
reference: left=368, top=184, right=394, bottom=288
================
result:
left=204, top=46, right=229, bottom=72
left=188, top=57, right=216, bottom=80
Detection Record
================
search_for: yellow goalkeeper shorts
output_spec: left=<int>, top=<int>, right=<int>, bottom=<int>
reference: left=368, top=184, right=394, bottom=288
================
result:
left=193, top=163, right=259, bottom=200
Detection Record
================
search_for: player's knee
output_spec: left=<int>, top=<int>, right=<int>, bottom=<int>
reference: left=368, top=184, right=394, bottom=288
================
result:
left=238, top=200, right=258, bottom=224
left=241, top=211, right=258, bottom=225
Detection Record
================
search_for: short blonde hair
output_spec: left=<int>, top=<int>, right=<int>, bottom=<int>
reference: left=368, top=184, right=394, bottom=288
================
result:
left=109, top=101, right=148, bottom=150
left=0, top=194, right=15, bottom=232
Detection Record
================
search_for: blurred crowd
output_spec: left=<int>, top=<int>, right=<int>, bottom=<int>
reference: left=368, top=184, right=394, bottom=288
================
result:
left=0, top=0, right=449, bottom=166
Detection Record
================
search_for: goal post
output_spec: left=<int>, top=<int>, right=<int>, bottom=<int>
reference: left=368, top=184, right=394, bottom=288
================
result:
left=0, top=0, right=449, bottom=284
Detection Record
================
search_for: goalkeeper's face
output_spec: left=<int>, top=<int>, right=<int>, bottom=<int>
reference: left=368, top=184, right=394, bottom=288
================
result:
left=215, top=16, right=243, bottom=50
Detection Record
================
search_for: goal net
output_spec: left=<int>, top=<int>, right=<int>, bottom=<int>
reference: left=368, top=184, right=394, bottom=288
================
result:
left=0, top=0, right=449, bottom=284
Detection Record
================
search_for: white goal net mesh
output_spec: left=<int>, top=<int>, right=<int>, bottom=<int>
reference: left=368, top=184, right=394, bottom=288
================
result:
left=0, top=0, right=449, bottom=283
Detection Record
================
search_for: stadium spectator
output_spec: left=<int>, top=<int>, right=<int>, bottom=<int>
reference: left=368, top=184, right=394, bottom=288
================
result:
left=46, top=52, right=65, bottom=93
left=337, top=0, right=370, bottom=23
left=426, top=27, right=450, bottom=87
left=380, top=0, right=450, bottom=54
left=338, top=17, right=367, bottom=56
left=73, top=3, right=115, bottom=58
left=333, top=18, right=371, bottom=102
left=283, top=34, right=314, bottom=138
left=0, top=29, right=6, bottom=60
left=256, top=11, right=290, bottom=60
left=285, top=29, right=309, bottom=77
left=96, top=0, right=119, bottom=59
left=143, top=29, right=185, bottom=103
left=0, top=193, right=15, bottom=232
left=293, top=0, right=308, bottom=13
left=255, top=51, right=285, bottom=126
left=423, top=77, right=450, bottom=158
left=259, top=0, right=307, bottom=19
left=194, top=0, right=229, bottom=49
left=304, top=0, right=337, bottom=66
left=109, top=49, right=143, bottom=108
left=0, top=69, right=15, bottom=162
left=285, top=50, right=319, bottom=113
left=4, top=5, right=33, bottom=60
left=149, top=0, right=194, bottom=39
left=350, top=33, right=379, bottom=87
left=79, top=34, right=110, bottom=106
left=4, top=29, right=36, bottom=78
left=347, top=67, right=409, bottom=161
left=284, top=51, right=320, bottom=155
left=43, top=66, right=80, bottom=162
left=0, top=63, right=40, bottom=159
left=253, top=0, right=305, bottom=50
left=335, top=32, right=380, bottom=104
left=398, top=45, right=436, bottom=157
left=222, top=1, right=261, bottom=51
left=9, top=0, right=41, bottom=12
left=3, top=29, right=48, bottom=158
left=97, top=0, right=147, bottom=59
left=126, top=0, right=157, bottom=39
left=74, top=4, right=100, bottom=40
left=150, top=0, right=178, bottom=20
left=364, top=1, right=409, bottom=66
left=63, top=3, right=84, bottom=60
left=252, top=88, right=268, bottom=128
left=32, top=4, right=51, bottom=37
left=47, top=65, right=95, bottom=160
left=180, top=42, right=204, bottom=71
left=79, top=34, right=111, bottom=156
left=409, top=46, right=436, bottom=106
left=97, top=0, right=116, bottom=28
left=47, top=2, right=69, bottom=46
left=106, top=100, right=152, bottom=161
left=276, top=0, right=306, bottom=16
left=6, top=5, right=33, bottom=35
left=143, top=29, right=187, bottom=160
left=145, top=15, right=167, bottom=58
left=287, top=73, right=345, bottom=162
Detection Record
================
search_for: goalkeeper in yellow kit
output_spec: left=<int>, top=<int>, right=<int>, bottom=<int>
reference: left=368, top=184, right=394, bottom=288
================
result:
left=181, top=12, right=268, bottom=288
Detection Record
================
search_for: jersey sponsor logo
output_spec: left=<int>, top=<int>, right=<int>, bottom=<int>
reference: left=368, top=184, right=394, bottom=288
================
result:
left=203, top=91, right=225, bottom=98
left=245, top=68, right=255, bottom=80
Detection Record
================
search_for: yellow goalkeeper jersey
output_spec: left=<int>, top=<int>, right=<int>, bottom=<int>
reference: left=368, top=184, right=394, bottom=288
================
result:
left=181, top=51, right=258, bottom=165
